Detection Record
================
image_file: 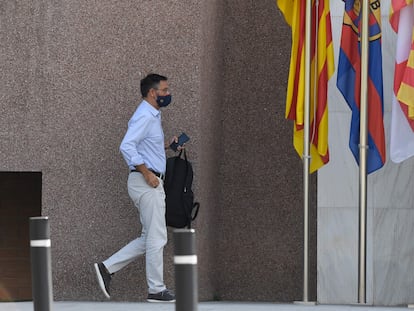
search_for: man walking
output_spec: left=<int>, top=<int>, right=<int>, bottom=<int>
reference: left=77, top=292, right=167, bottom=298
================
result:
left=94, top=73, right=175, bottom=302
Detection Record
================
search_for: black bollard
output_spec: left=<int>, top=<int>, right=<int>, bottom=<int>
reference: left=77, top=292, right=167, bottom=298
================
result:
left=174, top=229, right=198, bottom=311
left=30, top=216, right=53, bottom=311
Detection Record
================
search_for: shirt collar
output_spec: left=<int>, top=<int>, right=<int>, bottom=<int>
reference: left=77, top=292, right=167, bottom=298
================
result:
left=142, top=100, right=160, bottom=117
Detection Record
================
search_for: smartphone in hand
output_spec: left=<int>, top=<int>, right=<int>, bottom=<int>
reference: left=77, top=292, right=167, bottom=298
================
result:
left=170, top=132, right=190, bottom=151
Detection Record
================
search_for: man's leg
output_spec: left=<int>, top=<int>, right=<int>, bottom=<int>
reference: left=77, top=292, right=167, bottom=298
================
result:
left=94, top=172, right=148, bottom=299
left=94, top=236, right=146, bottom=299
left=103, top=236, right=146, bottom=274
left=137, top=178, right=167, bottom=294
left=102, top=173, right=149, bottom=274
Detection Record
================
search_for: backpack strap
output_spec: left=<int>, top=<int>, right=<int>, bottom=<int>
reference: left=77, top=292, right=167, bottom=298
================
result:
left=191, top=202, right=200, bottom=221
left=182, top=150, right=201, bottom=228
left=181, top=149, right=193, bottom=228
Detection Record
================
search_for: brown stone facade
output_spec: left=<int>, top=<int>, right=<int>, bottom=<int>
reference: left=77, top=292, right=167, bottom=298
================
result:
left=0, top=0, right=316, bottom=302
left=0, top=172, right=41, bottom=301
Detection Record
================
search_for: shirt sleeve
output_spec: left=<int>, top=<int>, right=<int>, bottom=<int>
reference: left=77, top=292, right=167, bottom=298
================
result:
left=119, top=114, right=151, bottom=167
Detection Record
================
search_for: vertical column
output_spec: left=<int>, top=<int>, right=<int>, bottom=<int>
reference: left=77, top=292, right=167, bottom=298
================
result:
left=174, top=229, right=198, bottom=311
left=30, top=216, right=53, bottom=311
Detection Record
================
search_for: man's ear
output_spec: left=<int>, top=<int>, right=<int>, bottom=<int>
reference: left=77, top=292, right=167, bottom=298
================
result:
left=151, top=88, right=157, bottom=99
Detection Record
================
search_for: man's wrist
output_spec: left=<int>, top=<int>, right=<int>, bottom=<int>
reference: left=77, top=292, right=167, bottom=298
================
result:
left=135, top=164, right=148, bottom=174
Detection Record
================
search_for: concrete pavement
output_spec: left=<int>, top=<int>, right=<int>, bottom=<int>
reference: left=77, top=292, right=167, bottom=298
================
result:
left=0, top=301, right=413, bottom=311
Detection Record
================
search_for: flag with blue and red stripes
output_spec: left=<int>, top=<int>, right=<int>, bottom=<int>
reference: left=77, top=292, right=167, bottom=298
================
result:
left=336, top=0, right=386, bottom=173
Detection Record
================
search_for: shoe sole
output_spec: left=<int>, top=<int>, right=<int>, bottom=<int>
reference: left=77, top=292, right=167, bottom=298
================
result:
left=94, top=263, right=110, bottom=299
left=147, top=299, right=176, bottom=303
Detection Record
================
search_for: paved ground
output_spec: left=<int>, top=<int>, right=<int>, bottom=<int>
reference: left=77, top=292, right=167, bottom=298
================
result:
left=0, top=301, right=413, bottom=311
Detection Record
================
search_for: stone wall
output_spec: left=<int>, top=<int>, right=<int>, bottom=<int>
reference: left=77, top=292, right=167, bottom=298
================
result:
left=0, top=0, right=316, bottom=302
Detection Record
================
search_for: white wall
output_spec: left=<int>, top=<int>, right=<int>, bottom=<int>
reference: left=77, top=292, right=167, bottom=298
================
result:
left=317, top=0, right=414, bottom=305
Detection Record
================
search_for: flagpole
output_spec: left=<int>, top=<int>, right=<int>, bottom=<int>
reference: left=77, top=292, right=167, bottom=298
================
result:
left=358, top=0, right=370, bottom=304
left=302, top=0, right=312, bottom=303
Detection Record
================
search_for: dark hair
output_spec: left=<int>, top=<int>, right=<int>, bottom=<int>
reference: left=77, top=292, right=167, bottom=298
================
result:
left=140, top=73, right=168, bottom=98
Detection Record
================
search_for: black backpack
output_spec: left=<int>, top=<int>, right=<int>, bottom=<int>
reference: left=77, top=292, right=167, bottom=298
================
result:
left=164, top=150, right=200, bottom=228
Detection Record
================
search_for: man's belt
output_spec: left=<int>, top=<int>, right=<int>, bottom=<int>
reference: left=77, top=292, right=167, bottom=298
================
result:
left=130, top=169, right=165, bottom=180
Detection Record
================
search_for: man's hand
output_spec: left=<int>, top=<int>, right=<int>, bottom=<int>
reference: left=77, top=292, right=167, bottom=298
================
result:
left=165, top=136, right=185, bottom=151
left=136, top=165, right=159, bottom=188
left=165, top=136, right=178, bottom=150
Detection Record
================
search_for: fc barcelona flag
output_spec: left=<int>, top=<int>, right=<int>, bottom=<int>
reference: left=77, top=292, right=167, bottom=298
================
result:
left=277, top=0, right=335, bottom=173
left=337, top=0, right=386, bottom=174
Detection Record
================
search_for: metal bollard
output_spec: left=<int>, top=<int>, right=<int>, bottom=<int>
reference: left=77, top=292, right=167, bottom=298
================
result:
left=174, top=229, right=198, bottom=311
left=30, top=216, right=53, bottom=311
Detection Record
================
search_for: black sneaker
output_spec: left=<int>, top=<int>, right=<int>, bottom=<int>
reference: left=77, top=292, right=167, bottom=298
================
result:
left=94, top=262, right=111, bottom=299
left=147, top=289, right=175, bottom=302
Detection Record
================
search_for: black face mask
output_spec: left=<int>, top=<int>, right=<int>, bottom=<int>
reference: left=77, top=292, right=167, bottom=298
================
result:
left=156, top=94, right=172, bottom=107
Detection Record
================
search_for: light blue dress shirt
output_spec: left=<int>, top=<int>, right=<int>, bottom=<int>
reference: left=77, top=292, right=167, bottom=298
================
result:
left=120, top=100, right=166, bottom=174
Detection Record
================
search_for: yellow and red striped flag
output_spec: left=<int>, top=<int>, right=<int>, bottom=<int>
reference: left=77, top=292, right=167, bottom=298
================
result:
left=389, top=0, right=414, bottom=162
left=276, top=0, right=335, bottom=173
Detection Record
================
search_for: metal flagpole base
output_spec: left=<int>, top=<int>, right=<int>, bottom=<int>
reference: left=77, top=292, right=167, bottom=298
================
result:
left=293, top=301, right=317, bottom=305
